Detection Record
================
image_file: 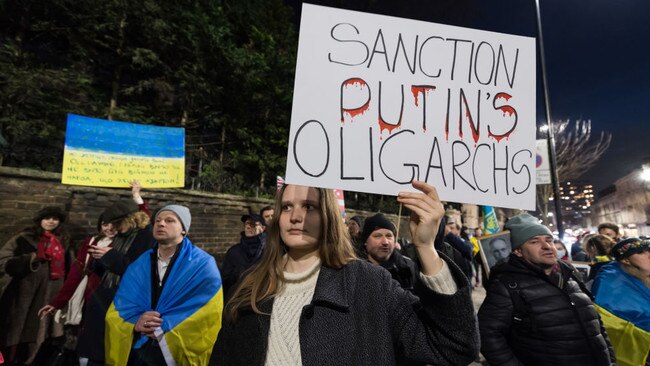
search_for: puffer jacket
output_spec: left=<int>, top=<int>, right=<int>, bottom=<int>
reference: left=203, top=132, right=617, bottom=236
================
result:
left=478, top=255, right=615, bottom=366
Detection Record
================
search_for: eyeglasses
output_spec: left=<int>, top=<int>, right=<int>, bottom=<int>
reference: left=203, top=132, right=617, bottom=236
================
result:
left=244, top=221, right=262, bottom=227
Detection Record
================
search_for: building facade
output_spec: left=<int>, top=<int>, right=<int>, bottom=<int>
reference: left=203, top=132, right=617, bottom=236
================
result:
left=590, top=164, right=650, bottom=237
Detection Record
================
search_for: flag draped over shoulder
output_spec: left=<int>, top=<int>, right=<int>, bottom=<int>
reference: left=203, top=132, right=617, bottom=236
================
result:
left=482, top=206, right=500, bottom=234
left=105, top=237, right=223, bottom=366
left=592, top=262, right=650, bottom=366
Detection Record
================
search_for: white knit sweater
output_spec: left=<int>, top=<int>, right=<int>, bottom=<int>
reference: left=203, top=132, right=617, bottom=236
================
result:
left=265, top=259, right=321, bottom=366
left=263, top=259, right=457, bottom=366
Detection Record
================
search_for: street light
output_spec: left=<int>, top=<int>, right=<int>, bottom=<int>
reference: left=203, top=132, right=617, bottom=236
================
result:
left=641, top=166, right=650, bottom=182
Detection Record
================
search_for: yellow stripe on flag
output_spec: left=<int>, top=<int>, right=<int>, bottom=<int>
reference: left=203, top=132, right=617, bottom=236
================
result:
left=164, top=287, right=224, bottom=365
left=596, top=305, right=650, bottom=366
left=105, top=302, right=135, bottom=366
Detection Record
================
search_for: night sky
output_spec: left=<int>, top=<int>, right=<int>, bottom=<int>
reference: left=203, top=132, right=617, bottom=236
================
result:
left=289, top=0, right=650, bottom=192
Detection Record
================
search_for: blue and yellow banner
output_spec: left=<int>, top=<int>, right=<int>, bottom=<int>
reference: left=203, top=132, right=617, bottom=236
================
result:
left=62, top=114, right=185, bottom=188
left=483, top=206, right=500, bottom=234
left=592, top=262, right=650, bottom=366
left=105, top=237, right=223, bottom=366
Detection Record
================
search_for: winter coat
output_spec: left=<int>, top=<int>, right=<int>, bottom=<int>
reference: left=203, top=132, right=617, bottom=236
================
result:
left=379, top=250, right=418, bottom=291
left=76, top=226, right=154, bottom=362
left=211, top=255, right=479, bottom=366
left=0, top=231, right=64, bottom=348
left=478, top=255, right=616, bottom=366
left=48, top=235, right=106, bottom=309
left=220, top=233, right=266, bottom=296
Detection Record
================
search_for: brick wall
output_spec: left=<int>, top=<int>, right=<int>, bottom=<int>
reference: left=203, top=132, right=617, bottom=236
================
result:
left=0, top=167, right=412, bottom=263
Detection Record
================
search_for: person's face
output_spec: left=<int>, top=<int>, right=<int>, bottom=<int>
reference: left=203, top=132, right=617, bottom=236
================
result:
left=445, top=223, right=458, bottom=236
left=261, top=209, right=274, bottom=225
left=365, top=228, right=396, bottom=264
left=101, top=222, right=118, bottom=238
left=40, top=217, right=60, bottom=232
left=475, top=228, right=483, bottom=237
left=347, top=220, right=360, bottom=236
left=514, top=235, right=556, bottom=269
left=244, top=219, right=264, bottom=237
left=279, top=186, right=322, bottom=253
left=490, top=239, right=510, bottom=261
left=622, top=250, right=650, bottom=277
left=153, top=211, right=184, bottom=245
left=598, top=228, right=618, bottom=240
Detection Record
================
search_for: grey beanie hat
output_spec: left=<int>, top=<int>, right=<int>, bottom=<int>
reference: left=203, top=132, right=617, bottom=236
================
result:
left=156, top=205, right=192, bottom=232
left=504, top=213, right=553, bottom=249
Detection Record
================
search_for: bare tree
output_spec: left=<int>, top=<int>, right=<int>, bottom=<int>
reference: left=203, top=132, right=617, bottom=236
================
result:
left=537, top=119, right=612, bottom=225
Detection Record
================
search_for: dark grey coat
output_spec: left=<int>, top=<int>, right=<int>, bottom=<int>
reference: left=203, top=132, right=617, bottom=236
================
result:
left=211, top=255, right=479, bottom=365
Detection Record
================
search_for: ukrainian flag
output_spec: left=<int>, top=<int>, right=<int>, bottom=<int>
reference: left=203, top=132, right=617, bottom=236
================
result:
left=105, top=237, right=223, bottom=366
left=62, top=114, right=185, bottom=188
left=482, top=206, right=500, bottom=234
left=592, top=262, right=650, bottom=366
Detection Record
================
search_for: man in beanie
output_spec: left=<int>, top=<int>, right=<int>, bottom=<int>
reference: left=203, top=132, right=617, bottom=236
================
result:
left=220, top=213, right=267, bottom=296
left=106, top=205, right=223, bottom=365
left=362, top=213, right=417, bottom=291
left=478, top=213, right=615, bottom=366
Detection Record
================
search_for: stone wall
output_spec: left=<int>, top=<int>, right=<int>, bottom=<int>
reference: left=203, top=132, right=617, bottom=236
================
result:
left=0, top=167, right=412, bottom=263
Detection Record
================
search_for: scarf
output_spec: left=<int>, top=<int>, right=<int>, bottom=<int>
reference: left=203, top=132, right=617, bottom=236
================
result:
left=102, top=229, right=138, bottom=289
left=37, top=231, right=65, bottom=280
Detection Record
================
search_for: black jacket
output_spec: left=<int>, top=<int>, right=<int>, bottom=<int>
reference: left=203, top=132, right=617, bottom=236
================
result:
left=220, top=233, right=266, bottom=296
left=212, top=255, right=479, bottom=365
left=379, top=250, right=418, bottom=291
left=76, top=226, right=155, bottom=362
left=478, top=255, right=615, bottom=366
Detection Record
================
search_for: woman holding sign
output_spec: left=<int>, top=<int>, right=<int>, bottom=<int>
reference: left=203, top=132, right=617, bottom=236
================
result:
left=211, top=181, right=478, bottom=365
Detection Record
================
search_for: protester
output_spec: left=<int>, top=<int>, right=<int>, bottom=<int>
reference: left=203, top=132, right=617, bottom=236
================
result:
left=211, top=181, right=478, bottom=365
left=598, top=222, right=622, bottom=241
left=346, top=215, right=365, bottom=257
left=553, top=238, right=569, bottom=261
left=38, top=181, right=149, bottom=320
left=260, top=205, right=274, bottom=227
left=584, top=234, right=616, bottom=282
left=0, top=206, right=69, bottom=365
left=571, top=231, right=591, bottom=262
left=220, top=213, right=266, bottom=296
left=443, top=216, right=473, bottom=280
left=362, top=213, right=417, bottom=291
left=592, top=238, right=650, bottom=366
left=106, top=205, right=223, bottom=365
left=470, top=227, right=483, bottom=287
left=478, top=213, right=615, bottom=366
left=76, top=200, right=155, bottom=365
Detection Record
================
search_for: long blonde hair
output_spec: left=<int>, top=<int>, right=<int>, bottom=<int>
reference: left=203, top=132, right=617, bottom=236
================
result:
left=226, top=185, right=357, bottom=321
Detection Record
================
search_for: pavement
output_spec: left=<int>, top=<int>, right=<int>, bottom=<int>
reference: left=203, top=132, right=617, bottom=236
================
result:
left=469, top=284, right=488, bottom=366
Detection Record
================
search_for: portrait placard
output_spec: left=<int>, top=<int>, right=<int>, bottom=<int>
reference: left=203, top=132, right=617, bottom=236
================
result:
left=477, top=230, right=511, bottom=278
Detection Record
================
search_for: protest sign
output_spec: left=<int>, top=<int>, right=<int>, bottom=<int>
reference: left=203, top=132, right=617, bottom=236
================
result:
left=62, top=114, right=184, bottom=188
left=286, top=4, right=536, bottom=210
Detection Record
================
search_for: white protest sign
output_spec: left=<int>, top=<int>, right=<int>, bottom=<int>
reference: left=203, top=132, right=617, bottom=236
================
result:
left=535, top=139, right=552, bottom=185
left=286, top=4, right=536, bottom=210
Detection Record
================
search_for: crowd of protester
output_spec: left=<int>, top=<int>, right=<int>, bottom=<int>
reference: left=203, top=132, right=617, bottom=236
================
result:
left=1, top=181, right=649, bottom=365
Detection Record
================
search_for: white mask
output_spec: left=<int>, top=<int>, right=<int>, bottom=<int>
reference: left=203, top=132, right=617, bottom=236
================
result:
left=556, top=250, right=566, bottom=259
